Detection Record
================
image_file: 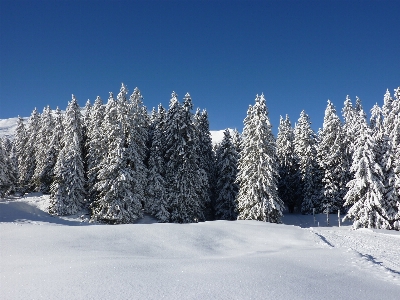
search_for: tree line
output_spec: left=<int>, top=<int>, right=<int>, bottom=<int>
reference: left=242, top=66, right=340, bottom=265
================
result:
left=0, top=84, right=399, bottom=229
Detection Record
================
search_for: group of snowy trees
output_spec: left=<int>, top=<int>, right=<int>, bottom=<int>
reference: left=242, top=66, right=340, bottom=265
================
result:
left=276, top=88, right=400, bottom=230
left=0, top=84, right=399, bottom=229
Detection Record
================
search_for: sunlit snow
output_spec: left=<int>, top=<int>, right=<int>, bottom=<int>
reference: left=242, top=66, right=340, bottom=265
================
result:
left=1, top=194, right=399, bottom=299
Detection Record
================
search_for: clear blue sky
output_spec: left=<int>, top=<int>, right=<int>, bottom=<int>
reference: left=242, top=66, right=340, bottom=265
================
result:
left=1, top=0, right=399, bottom=133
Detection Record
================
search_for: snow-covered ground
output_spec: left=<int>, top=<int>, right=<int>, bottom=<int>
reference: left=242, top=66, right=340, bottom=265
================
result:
left=1, top=194, right=399, bottom=299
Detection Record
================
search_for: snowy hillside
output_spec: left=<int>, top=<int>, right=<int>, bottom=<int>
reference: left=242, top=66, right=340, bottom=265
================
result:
left=0, top=117, right=20, bottom=140
left=1, top=194, right=399, bottom=299
left=0, top=116, right=230, bottom=145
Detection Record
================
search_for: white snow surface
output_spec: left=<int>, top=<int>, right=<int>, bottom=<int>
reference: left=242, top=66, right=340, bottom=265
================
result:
left=1, top=194, right=399, bottom=299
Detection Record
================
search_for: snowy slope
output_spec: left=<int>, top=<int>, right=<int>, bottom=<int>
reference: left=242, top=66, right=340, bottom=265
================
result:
left=0, top=117, right=21, bottom=140
left=1, top=194, right=399, bottom=300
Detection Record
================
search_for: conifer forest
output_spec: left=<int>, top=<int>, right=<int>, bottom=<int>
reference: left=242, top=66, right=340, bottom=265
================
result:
left=0, top=84, right=399, bottom=230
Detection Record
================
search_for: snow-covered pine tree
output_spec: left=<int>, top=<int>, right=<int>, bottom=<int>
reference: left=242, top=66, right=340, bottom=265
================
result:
left=276, top=115, right=301, bottom=213
left=82, top=99, right=92, bottom=190
left=294, top=110, right=323, bottom=214
left=1, top=138, right=17, bottom=195
left=382, top=89, right=393, bottom=120
left=342, top=96, right=357, bottom=182
left=232, top=129, right=242, bottom=155
left=194, top=109, right=213, bottom=220
left=49, top=95, right=86, bottom=216
left=13, top=116, right=27, bottom=193
left=18, top=108, right=40, bottom=192
left=128, top=87, right=149, bottom=208
left=380, top=88, right=400, bottom=229
left=38, top=107, right=63, bottom=195
left=0, top=138, right=11, bottom=197
left=164, top=92, right=205, bottom=223
left=85, top=96, right=105, bottom=202
left=90, top=87, right=143, bottom=223
left=214, top=129, right=239, bottom=220
left=370, top=103, right=383, bottom=131
left=34, top=106, right=55, bottom=193
left=145, top=104, right=169, bottom=222
left=317, top=100, right=349, bottom=213
left=393, top=87, right=400, bottom=229
left=236, top=94, right=283, bottom=222
left=343, top=108, right=388, bottom=229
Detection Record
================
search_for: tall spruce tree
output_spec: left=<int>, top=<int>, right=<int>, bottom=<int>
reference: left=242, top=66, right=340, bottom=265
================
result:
left=380, top=88, right=400, bottom=229
left=294, top=110, right=323, bottom=214
left=214, top=129, right=239, bottom=220
left=317, top=101, right=348, bottom=213
left=164, top=92, right=205, bottom=223
left=276, top=115, right=301, bottom=213
left=128, top=87, right=149, bottom=208
left=2, top=138, right=17, bottom=196
left=86, top=96, right=105, bottom=202
left=13, top=116, right=27, bottom=193
left=343, top=109, right=388, bottom=229
left=236, top=94, right=283, bottom=222
left=90, top=86, right=143, bottom=223
left=0, top=139, right=11, bottom=197
left=18, top=108, right=40, bottom=192
left=145, top=104, right=169, bottom=222
left=194, top=109, right=213, bottom=220
left=34, top=106, right=55, bottom=193
left=49, top=95, right=86, bottom=216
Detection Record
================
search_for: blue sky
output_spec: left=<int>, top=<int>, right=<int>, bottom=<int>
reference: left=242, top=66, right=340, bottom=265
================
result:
left=1, top=0, right=399, bottom=133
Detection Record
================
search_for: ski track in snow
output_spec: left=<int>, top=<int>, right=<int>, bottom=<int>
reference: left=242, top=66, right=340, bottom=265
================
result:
left=309, top=226, right=400, bottom=286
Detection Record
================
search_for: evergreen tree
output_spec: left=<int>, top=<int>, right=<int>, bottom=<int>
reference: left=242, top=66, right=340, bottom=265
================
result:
left=276, top=115, right=301, bottom=213
left=343, top=109, right=388, bottom=229
left=317, top=101, right=348, bottom=213
left=342, top=96, right=357, bottom=184
left=145, top=104, right=169, bottom=222
left=13, top=116, right=27, bottom=193
left=18, top=108, right=40, bottom=192
left=236, top=94, right=283, bottom=222
left=214, top=129, right=239, bottom=220
left=1, top=138, right=17, bottom=195
left=34, top=106, right=55, bottom=193
left=86, top=96, right=105, bottom=202
left=0, top=139, right=11, bottom=197
left=82, top=99, right=92, bottom=190
left=194, top=109, right=213, bottom=220
left=164, top=92, right=205, bottom=223
left=380, top=88, right=400, bottom=229
left=294, top=110, right=323, bottom=214
left=370, top=103, right=383, bottom=131
left=128, top=87, right=149, bottom=209
left=90, top=87, right=143, bottom=223
left=49, top=95, right=86, bottom=216
left=232, top=129, right=242, bottom=155
left=393, top=87, right=400, bottom=229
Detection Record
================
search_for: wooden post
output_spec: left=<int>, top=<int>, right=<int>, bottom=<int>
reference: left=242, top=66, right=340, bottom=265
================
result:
left=313, top=208, right=316, bottom=225
left=338, top=209, right=341, bottom=227
left=326, top=204, right=330, bottom=226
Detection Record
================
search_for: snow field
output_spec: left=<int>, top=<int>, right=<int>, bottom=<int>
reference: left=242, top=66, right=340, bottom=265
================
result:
left=1, top=195, right=400, bottom=299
